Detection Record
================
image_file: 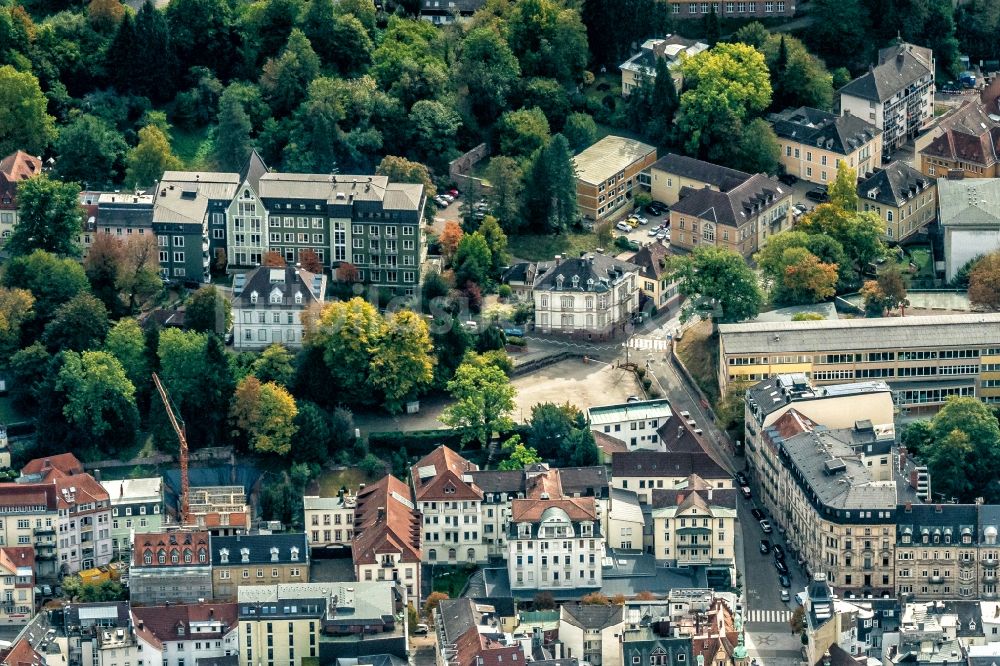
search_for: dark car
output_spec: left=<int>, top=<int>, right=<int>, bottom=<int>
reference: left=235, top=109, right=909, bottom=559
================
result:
left=775, top=559, right=789, bottom=575
left=751, top=508, right=765, bottom=521
left=759, top=539, right=771, bottom=554
left=779, top=574, right=791, bottom=588
left=805, top=187, right=829, bottom=203
left=502, top=327, right=524, bottom=337
left=736, top=472, right=748, bottom=486
left=644, top=204, right=662, bottom=216
left=773, top=544, right=786, bottom=561
left=778, top=173, right=798, bottom=185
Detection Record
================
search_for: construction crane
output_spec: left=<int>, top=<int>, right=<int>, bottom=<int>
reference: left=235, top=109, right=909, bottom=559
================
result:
left=152, top=373, right=190, bottom=526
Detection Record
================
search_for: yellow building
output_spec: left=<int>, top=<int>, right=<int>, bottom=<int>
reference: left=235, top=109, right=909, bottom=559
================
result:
left=625, top=242, right=681, bottom=311
left=210, top=534, right=309, bottom=601
left=917, top=100, right=1000, bottom=179
left=648, top=153, right=750, bottom=206
left=573, top=136, right=657, bottom=222
left=858, top=161, right=936, bottom=243
left=303, top=493, right=356, bottom=548
left=769, top=107, right=882, bottom=184
left=720, top=314, right=1000, bottom=414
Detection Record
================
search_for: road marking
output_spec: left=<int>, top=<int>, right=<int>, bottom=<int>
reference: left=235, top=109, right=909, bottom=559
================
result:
left=747, top=609, right=793, bottom=624
left=628, top=336, right=669, bottom=351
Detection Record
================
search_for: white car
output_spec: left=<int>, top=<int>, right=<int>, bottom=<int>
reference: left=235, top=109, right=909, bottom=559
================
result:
left=647, top=229, right=659, bottom=237
left=656, top=231, right=667, bottom=241
left=760, top=519, right=773, bottom=534
left=637, top=216, right=649, bottom=225
left=616, top=222, right=632, bottom=232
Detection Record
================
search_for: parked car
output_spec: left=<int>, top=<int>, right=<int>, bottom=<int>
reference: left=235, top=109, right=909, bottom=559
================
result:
left=774, top=559, right=789, bottom=575
left=645, top=203, right=665, bottom=216
left=760, top=519, right=772, bottom=534
left=414, top=623, right=429, bottom=635
left=805, top=188, right=829, bottom=203
left=779, top=574, right=791, bottom=588
left=736, top=472, right=748, bottom=486
left=658, top=231, right=669, bottom=241
left=627, top=395, right=642, bottom=403
left=759, top=539, right=771, bottom=554
left=502, top=327, right=524, bottom=337
left=433, top=196, right=449, bottom=208
left=447, top=188, right=459, bottom=198
left=42, top=585, right=52, bottom=596
left=627, top=218, right=640, bottom=228
left=636, top=216, right=649, bottom=225
left=780, top=590, right=791, bottom=602
left=773, top=544, right=786, bottom=561
left=647, top=228, right=659, bottom=237
left=778, top=173, right=798, bottom=185
left=440, top=194, right=455, bottom=203
left=751, top=508, right=765, bottom=521
left=741, top=486, right=752, bottom=500
left=795, top=592, right=807, bottom=606
left=616, top=221, right=632, bottom=232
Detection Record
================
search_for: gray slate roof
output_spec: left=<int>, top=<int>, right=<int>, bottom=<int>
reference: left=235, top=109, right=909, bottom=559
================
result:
left=650, top=154, right=750, bottom=192
left=611, top=451, right=728, bottom=480
left=561, top=603, right=624, bottom=630
left=238, top=149, right=269, bottom=193
left=669, top=173, right=789, bottom=228
left=858, top=161, right=932, bottom=207
left=232, top=265, right=325, bottom=309
left=897, top=504, right=978, bottom=544
left=838, top=42, right=934, bottom=103
left=937, top=177, right=1000, bottom=228
left=211, top=533, right=308, bottom=566
left=768, top=107, right=881, bottom=155
left=534, top=254, right=639, bottom=293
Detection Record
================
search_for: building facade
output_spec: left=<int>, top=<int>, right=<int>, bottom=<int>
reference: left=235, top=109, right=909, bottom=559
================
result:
left=839, top=43, right=935, bottom=152
left=231, top=266, right=326, bottom=350
left=662, top=0, right=793, bottom=19
left=625, top=243, right=681, bottom=311
left=858, top=161, right=936, bottom=242
left=610, top=451, right=731, bottom=505
left=895, top=504, right=980, bottom=600
left=101, top=478, right=164, bottom=556
left=211, top=533, right=309, bottom=601
left=918, top=101, right=1000, bottom=179
left=720, top=315, right=1000, bottom=412
left=937, top=177, right=1000, bottom=282
left=411, top=447, right=485, bottom=565
left=588, top=399, right=672, bottom=452
left=352, top=475, right=422, bottom=600
left=650, top=478, right=736, bottom=584
left=648, top=154, right=751, bottom=206
left=573, top=136, right=656, bottom=222
left=132, top=602, right=239, bottom=666
left=620, top=36, right=707, bottom=97
left=303, top=493, right=356, bottom=548
left=0, top=548, right=34, bottom=624
left=0, top=151, right=42, bottom=245
left=559, top=605, right=625, bottom=666
left=128, top=531, right=212, bottom=604
left=769, top=107, right=882, bottom=184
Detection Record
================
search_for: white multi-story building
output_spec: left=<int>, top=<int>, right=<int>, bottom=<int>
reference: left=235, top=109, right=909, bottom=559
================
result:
left=588, top=399, right=672, bottom=452
left=839, top=43, right=935, bottom=152
left=231, top=265, right=326, bottom=350
left=559, top=604, right=625, bottom=666
left=101, top=477, right=165, bottom=556
left=303, top=492, right=356, bottom=548
left=133, top=602, right=239, bottom=666
left=508, top=468, right=604, bottom=591
left=410, top=447, right=486, bottom=564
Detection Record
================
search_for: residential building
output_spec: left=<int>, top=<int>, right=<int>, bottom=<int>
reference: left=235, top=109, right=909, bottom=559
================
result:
left=979, top=506, right=1000, bottom=600
left=669, top=172, right=792, bottom=258
left=0, top=637, right=44, bottom=666
left=246, top=172, right=427, bottom=297
left=93, top=192, right=155, bottom=239
left=605, top=487, right=644, bottom=551
left=434, top=598, right=526, bottom=666
left=211, top=533, right=309, bottom=601
left=857, top=161, right=936, bottom=242
left=720, top=315, right=1000, bottom=412
left=558, top=604, right=624, bottom=666
left=937, top=177, right=1000, bottom=281
left=610, top=451, right=731, bottom=505
left=417, top=0, right=482, bottom=24
left=803, top=573, right=878, bottom=666
left=410, top=446, right=484, bottom=565
left=464, top=470, right=524, bottom=559
left=768, top=106, right=882, bottom=184
left=0, top=548, right=34, bottom=624
left=100, top=478, right=165, bottom=556
left=625, top=243, right=681, bottom=311
left=237, top=581, right=406, bottom=665
left=0, top=484, right=58, bottom=579
left=153, top=172, right=239, bottom=283
left=838, top=43, right=935, bottom=152
left=132, top=602, right=239, bottom=666
left=231, top=265, right=326, bottom=350
left=186, top=487, right=249, bottom=536
left=619, top=35, right=708, bottom=97
left=352, top=475, right=422, bottom=600
left=63, top=602, right=132, bottom=666
left=896, top=503, right=979, bottom=600
left=648, top=153, right=751, bottom=206
left=573, top=136, right=656, bottom=223
left=886, top=601, right=968, bottom=664
left=128, top=531, right=212, bottom=604
left=0, top=151, right=41, bottom=245
left=587, top=398, right=672, bottom=452
left=917, top=100, right=1000, bottom=178
left=529, top=254, right=640, bottom=339
left=303, top=492, right=356, bottom=548
left=649, top=476, right=737, bottom=587
left=663, top=0, right=793, bottom=19
left=507, top=468, right=604, bottom=592
left=218, top=150, right=269, bottom=265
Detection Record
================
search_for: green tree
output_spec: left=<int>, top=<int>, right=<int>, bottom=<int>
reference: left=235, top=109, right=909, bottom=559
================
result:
left=520, top=77, right=571, bottom=131
left=798, top=205, right=885, bottom=281
left=8, top=342, right=51, bottom=411
left=496, top=107, right=551, bottom=159
left=526, top=401, right=598, bottom=466
left=827, top=161, right=859, bottom=211
left=808, top=0, right=871, bottom=70
left=125, top=125, right=182, bottom=188
left=166, top=0, right=238, bottom=80
left=304, top=297, right=383, bottom=405
left=324, top=14, right=373, bottom=76
left=369, top=309, right=435, bottom=413
left=522, top=134, right=577, bottom=233
left=0, top=287, right=33, bottom=361
left=230, top=376, right=298, bottom=455
left=674, top=246, right=763, bottom=325
left=485, top=156, right=524, bottom=232
left=54, top=115, right=127, bottom=188
left=763, top=33, right=834, bottom=111
left=104, top=318, right=149, bottom=393
left=1, top=250, right=89, bottom=325
left=251, top=344, right=295, bottom=387
left=7, top=174, right=82, bottom=258
left=477, top=215, right=509, bottom=276
left=505, top=0, right=589, bottom=84
left=924, top=397, right=1000, bottom=502
left=457, top=27, right=521, bottom=123
left=291, top=400, right=334, bottom=463
left=702, top=6, right=720, bottom=46
left=408, top=100, right=461, bottom=172
left=733, top=21, right=769, bottom=48
left=156, top=328, right=232, bottom=448
left=778, top=247, right=839, bottom=304
left=900, top=419, right=934, bottom=458
left=454, top=232, right=492, bottom=288
left=43, top=293, right=110, bottom=352
left=563, top=112, right=599, bottom=153
left=185, top=286, right=232, bottom=335
left=441, top=352, right=517, bottom=448
left=260, top=29, right=321, bottom=116
left=0, top=65, right=57, bottom=155
left=214, top=93, right=253, bottom=172
left=376, top=155, right=436, bottom=220
left=334, top=0, right=376, bottom=32
left=498, top=434, right=542, bottom=470
left=57, top=350, right=139, bottom=454
left=731, top=118, right=781, bottom=174
left=969, top=252, right=1000, bottom=309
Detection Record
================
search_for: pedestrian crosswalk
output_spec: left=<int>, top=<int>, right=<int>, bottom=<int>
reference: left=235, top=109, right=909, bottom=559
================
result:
left=628, top=336, right=669, bottom=352
left=747, top=609, right=793, bottom=624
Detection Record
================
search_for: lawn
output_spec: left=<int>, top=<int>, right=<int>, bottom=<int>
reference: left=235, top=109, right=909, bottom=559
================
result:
left=431, top=565, right=476, bottom=597
left=0, top=396, right=28, bottom=425
left=507, top=231, right=603, bottom=262
left=675, top=319, right=721, bottom=402
left=312, top=466, right=379, bottom=496
left=171, top=126, right=215, bottom=170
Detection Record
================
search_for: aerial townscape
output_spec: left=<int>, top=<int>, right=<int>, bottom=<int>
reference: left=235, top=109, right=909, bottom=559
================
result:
left=5, top=0, right=1000, bottom=665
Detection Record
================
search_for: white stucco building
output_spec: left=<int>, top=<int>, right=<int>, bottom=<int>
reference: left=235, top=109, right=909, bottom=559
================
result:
left=937, top=177, right=1000, bottom=281
left=559, top=604, right=625, bottom=666
left=133, top=603, right=239, bottom=666
left=588, top=398, right=672, bottom=452
left=231, top=265, right=326, bottom=350
left=410, top=446, right=486, bottom=564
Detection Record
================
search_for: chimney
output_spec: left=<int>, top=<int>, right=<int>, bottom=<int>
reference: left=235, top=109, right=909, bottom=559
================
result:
left=708, top=488, right=713, bottom=501
left=94, top=469, right=101, bottom=482
left=209, top=608, right=214, bottom=618
left=377, top=506, right=385, bottom=521
left=936, top=504, right=943, bottom=513
left=898, top=446, right=907, bottom=473
left=905, top=502, right=912, bottom=512
left=676, top=493, right=684, bottom=505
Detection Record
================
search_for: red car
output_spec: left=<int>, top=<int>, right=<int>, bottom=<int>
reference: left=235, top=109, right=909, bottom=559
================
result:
left=447, top=188, right=459, bottom=198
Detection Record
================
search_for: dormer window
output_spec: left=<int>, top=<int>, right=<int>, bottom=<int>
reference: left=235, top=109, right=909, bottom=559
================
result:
left=177, top=625, right=185, bottom=636
left=158, top=550, right=166, bottom=564
left=290, top=547, right=300, bottom=561
left=571, top=276, right=579, bottom=288
left=902, top=534, right=911, bottom=544
left=294, top=291, right=303, bottom=304
left=250, top=291, right=258, bottom=304
left=270, top=547, right=279, bottom=562
left=199, top=548, right=207, bottom=563
left=171, top=551, right=179, bottom=564
left=241, top=548, right=250, bottom=563
left=270, top=288, right=282, bottom=304
left=144, top=551, right=153, bottom=565
left=184, top=548, right=192, bottom=563
left=220, top=548, right=229, bottom=564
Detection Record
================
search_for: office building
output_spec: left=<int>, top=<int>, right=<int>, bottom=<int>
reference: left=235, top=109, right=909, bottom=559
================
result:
left=572, top=136, right=656, bottom=223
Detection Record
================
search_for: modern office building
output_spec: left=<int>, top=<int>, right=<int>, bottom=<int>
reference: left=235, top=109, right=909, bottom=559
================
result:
left=573, top=136, right=656, bottom=223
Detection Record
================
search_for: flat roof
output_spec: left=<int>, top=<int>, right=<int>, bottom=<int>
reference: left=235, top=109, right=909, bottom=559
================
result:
left=588, top=398, right=672, bottom=425
left=573, top=136, right=656, bottom=186
left=720, top=313, right=1000, bottom=355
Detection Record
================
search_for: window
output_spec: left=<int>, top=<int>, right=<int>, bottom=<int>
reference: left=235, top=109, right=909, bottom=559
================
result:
left=173, top=236, right=184, bottom=247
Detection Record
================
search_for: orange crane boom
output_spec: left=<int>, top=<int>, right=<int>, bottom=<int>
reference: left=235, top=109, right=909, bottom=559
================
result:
left=152, top=373, right=189, bottom=526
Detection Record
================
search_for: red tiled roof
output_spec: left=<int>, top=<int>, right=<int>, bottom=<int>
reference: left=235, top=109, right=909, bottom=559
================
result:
left=53, top=473, right=109, bottom=509
left=0, top=638, right=43, bottom=666
left=0, top=152, right=41, bottom=212
left=0, top=547, right=35, bottom=577
left=411, top=446, right=483, bottom=501
left=594, top=431, right=628, bottom=457
left=0, top=484, right=58, bottom=511
left=21, top=453, right=84, bottom=479
left=510, top=497, right=597, bottom=522
left=133, top=531, right=211, bottom=567
left=132, top=602, right=238, bottom=649
left=352, top=475, right=421, bottom=566
left=452, top=626, right=522, bottom=666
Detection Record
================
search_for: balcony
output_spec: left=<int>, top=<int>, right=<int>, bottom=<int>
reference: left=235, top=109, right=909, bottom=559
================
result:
left=960, top=558, right=975, bottom=569
left=928, top=575, right=944, bottom=584
left=33, top=526, right=54, bottom=536
left=984, top=559, right=999, bottom=569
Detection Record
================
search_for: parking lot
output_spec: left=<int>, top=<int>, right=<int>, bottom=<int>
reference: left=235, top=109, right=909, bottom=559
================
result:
left=612, top=204, right=672, bottom=253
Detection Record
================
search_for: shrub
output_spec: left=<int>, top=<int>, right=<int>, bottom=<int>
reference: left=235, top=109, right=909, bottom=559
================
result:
left=506, top=336, right=526, bottom=347
left=636, top=367, right=646, bottom=379
left=498, top=284, right=512, bottom=299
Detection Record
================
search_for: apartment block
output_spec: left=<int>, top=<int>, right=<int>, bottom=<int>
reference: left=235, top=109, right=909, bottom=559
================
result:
left=559, top=605, right=624, bottom=666
left=606, top=487, right=643, bottom=552
left=132, top=602, right=239, bottom=666
left=573, top=136, right=656, bottom=223
left=303, top=492, right=356, bottom=548
left=211, top=533, right=309, bottom=601
left=187, top=486, right=250, bottom=536
left=64, top=602, right=135, bottom=666
left=663, top=0, right=793, bottom=19
left=625, top=243, right=681, bottom=311
left=610, top=451, right=731, bottom=505
left=0, top=548, right=34, bottom=624
left=352, top=475, right=421, bottom=600
left=100, top=478, right=164, bottom=556
left=858, top=161, right=936, bottom=243
left=619, top=36, right=707, bottom=97
left=839, top=43, right=935, bottom=152
left=588, top=398, right=672, bottom=452
left=411, top=447, right=485, bottom=565
left=769, top=106, right=882, bottom=184
left=895, top=503, right=979, bottom=600
left=128, top=531, right=212, bottom=604
left=720, top=314, right=1000, bottom=413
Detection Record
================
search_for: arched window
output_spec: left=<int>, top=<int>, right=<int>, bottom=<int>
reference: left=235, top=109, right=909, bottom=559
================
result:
left=184, top=549, right=192, bottom=563
left=428, top=549, right=437, bottom=561
left=171, top=551, right=179, bottom=564
left=144, top=551, right=153, bottom=565
left=448, top=548, right=457, bottom=561
left=199, top=549, right=207, bottom=563
left=157, top=550, right=166, bottom=564
left=467, top=548, right=476, bottom=562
